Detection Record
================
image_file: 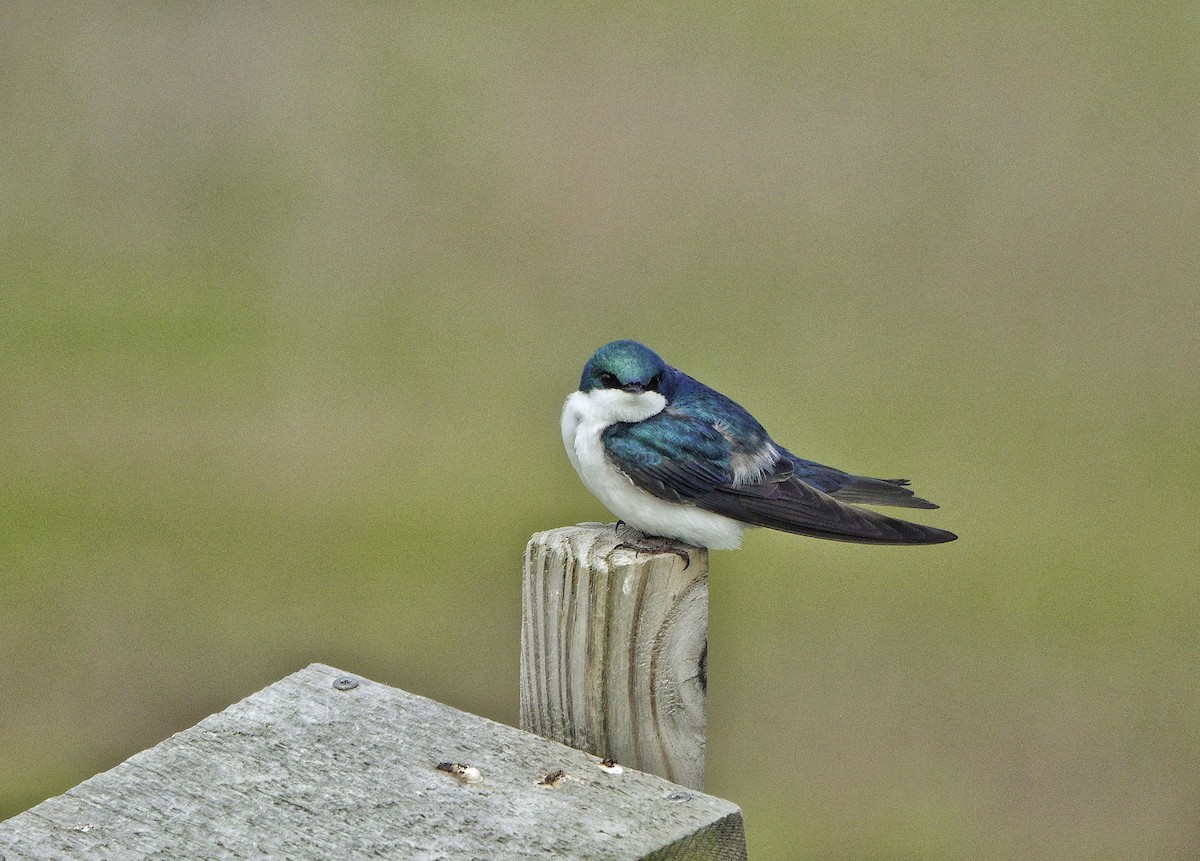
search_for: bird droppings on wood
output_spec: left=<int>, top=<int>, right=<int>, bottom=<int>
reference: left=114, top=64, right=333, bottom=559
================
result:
left=598, top=758, right=624, bottom=775
left=536, top=769, right=566, bottom=788
left=435, top=762, right=482, bottom=784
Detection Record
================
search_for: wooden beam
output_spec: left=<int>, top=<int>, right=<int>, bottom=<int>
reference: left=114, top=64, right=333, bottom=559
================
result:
left=0, top=663, right=745, bottom=860
left=521, top=523, right=709, bottom=790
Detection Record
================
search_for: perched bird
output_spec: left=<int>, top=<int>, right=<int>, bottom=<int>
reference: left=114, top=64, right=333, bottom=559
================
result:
left=561, top=340, right=956, bottom=549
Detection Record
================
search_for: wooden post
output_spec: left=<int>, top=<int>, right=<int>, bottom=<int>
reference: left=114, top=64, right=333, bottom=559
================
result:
left=520, top=523, right=709, bottom=790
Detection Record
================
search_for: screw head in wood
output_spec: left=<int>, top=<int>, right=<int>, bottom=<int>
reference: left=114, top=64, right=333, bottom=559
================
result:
left=332, top=677, right=359, bottom=691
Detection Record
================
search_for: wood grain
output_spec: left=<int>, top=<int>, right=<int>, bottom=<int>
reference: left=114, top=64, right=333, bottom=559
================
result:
left=521, top=523, right=710, bottom=790
left=0, top=663, right=744, bottom=860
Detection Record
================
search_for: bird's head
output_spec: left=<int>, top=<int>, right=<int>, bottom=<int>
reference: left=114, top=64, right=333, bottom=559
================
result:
left=580, top=340, right=674, bottom=397
left=572, top=340, right=675, bottom=425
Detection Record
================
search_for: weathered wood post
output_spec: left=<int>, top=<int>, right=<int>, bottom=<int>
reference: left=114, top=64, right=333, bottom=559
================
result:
left=520, top=523, right=709, bottom=789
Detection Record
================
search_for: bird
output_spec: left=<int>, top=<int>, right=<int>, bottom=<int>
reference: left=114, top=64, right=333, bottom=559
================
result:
left=561, top=340, right=956, bottom=549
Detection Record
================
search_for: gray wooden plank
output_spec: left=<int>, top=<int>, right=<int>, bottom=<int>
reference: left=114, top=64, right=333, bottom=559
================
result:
left=0, top=663, right=745, bottom=860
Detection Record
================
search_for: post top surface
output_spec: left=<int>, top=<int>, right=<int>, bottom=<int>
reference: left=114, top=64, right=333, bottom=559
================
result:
left=529, top=523, right=709, bottom=572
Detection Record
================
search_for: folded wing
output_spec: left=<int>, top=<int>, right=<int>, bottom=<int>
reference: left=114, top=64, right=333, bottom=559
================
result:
left=603, top=412, right=956, bottom=546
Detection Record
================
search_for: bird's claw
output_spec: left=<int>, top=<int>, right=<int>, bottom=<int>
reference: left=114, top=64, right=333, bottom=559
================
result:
left=614, top=540, right=691, bottom=570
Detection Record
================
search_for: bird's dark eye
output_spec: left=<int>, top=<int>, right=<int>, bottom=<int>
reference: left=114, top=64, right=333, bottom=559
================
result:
left=598, top=371, right=620, bottom=388
left=647, top=372, right=662, bottom=391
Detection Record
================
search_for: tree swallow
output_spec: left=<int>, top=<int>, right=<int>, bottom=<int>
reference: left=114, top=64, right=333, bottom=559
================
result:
left=561, top=340, right=956, bottom=549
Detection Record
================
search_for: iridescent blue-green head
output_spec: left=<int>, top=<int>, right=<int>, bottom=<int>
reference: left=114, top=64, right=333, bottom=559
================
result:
left=579, top=340, right=673, bottom=396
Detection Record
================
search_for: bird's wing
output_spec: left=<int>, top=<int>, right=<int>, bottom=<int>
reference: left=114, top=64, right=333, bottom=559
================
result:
left=603, top=411, right=955, bottom=545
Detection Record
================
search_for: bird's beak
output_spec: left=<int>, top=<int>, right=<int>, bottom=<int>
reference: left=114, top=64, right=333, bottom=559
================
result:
left=621, top=382, right=646, bottom=394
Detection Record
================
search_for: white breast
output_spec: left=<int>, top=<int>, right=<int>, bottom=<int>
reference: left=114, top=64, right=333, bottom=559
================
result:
left=560, top=389, right=746, bottom=549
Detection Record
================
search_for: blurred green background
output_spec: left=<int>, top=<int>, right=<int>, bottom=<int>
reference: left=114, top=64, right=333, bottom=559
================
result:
left=2, top=4, right=1197, bottom=859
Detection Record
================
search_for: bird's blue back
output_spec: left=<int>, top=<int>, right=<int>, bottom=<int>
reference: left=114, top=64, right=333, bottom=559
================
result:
left=605, top=368, right=853, bottom=494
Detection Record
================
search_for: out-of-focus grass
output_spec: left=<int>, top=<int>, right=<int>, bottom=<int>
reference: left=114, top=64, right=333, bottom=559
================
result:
left=2, top=5, right=1197, bottom=859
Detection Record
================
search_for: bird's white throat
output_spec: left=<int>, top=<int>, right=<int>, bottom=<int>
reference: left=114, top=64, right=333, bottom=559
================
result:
left=563, top=388, right=667, bottom=428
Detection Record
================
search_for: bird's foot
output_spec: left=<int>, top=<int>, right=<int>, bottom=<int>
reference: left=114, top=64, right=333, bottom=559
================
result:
left=614, top=538, right=691, bottom=570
